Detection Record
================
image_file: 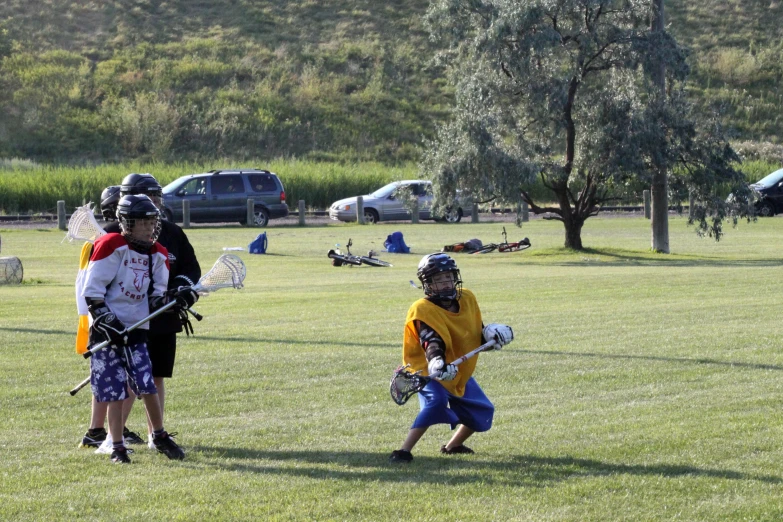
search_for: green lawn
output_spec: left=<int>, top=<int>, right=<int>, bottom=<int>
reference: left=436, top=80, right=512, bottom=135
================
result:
left=1, top=215, right=783, bottom=521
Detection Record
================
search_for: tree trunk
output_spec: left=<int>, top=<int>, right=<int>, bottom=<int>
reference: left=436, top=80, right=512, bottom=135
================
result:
left=650, top=0, right=669, bottom=253
left=564, top=218, right=583, bottom=250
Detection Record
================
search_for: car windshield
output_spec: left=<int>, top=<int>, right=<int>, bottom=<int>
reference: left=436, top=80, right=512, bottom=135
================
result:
left=754, top=169, right=783, bottom=188
left=369, top=182, right=403, bottom=199
left=162, top=179, right=187, bottom=194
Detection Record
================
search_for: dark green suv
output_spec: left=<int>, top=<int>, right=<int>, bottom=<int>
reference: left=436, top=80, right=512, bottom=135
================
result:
left=161, top=169, right=289, bottom=226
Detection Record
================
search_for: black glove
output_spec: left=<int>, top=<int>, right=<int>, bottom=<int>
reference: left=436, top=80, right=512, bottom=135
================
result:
left=88, top=304, right=127, bottom=347
left=149, top=295, right=167, bottom=312
left=173, top=286, right=199, bottom=310
left=178, top=309, right=194, bottom=336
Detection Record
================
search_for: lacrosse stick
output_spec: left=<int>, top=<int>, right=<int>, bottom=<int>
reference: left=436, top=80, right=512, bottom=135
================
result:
left=389, top=339, right=497, bottom=405
left=80, top=254, right=246, bottom=360
left=63, top=203, right=107, bottom=244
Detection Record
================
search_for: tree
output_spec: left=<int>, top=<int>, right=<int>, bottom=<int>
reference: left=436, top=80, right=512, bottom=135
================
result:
left=421, top=0, right=753, bottom=250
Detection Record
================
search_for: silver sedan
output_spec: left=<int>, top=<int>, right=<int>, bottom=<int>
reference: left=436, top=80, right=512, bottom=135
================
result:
left=328, top=180, right=463, bottom=224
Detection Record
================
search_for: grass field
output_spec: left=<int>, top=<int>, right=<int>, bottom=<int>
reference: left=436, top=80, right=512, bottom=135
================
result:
left=2, top=216, right=783, bottom=521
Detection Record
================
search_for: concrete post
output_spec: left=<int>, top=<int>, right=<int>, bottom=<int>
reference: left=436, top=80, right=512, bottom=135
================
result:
left=247, top=199, right=254, bottom=226
left=298, top=200, right=306, bottom=226
left=521, top=201, right=530, bottom=223
left=411, top=199, right=419, bottom=224
left=57, top=200, right=66, bottom=231
left=356, top=196, right=365, bottom=224
left=643, top=190, right=651, bottom=219
left=471, top=203, right=479, bottom=223
left=183, top=200, right=190, bottom=229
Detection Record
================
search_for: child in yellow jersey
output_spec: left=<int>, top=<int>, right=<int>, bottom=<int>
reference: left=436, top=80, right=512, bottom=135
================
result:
left=389, top=253, right=514, bottom=463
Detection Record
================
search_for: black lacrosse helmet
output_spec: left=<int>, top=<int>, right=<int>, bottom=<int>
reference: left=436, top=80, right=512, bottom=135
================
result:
left=417, top=253, right=462, bottom=301
left=116, top=194, right=161, bottom=250
left=100, top=185, right=121, bottom=221
left=120, top=173, right=162, bottom=198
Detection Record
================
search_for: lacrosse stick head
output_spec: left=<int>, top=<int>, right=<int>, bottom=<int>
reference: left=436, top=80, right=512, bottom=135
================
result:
left=390, top=365, right=429, bottom=406
left=64, top=203, right=107, bottom=244
left=193, top=254, right=246, bottom=294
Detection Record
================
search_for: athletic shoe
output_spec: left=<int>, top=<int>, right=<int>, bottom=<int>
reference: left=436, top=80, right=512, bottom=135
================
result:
left=440, top=444, right=474, bottom=455
left=79, top=428, right=107, bottom=448
left=152, top=431, right=185, bottom=460
left=110, top=447, right=131, bottom=464
left=123, top=427, right=145, bottom=445
left=95, top=435, right=134, bottom=455
left=389, top=449, right=413, bottom=463
left=147, top=438, right=156, bottom=451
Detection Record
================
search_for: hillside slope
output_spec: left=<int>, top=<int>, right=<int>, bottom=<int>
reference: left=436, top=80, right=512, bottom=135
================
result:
left=0, top=0, right=780, bottom=162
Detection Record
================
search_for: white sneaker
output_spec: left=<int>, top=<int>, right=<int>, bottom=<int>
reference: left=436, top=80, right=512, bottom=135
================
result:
left=94, top=434, right=132, bottom=455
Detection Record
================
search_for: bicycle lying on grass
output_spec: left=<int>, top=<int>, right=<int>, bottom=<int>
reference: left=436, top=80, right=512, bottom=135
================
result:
left=471, top=227, right=532, bottom=254
left=327, top=238, right=393, bottom=267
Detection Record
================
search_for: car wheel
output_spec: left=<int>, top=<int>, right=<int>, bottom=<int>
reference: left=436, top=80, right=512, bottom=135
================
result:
left=443, top=208, right=462, bottom=223
left=363, top=208, right=379, bottom=224
left=253, top=207, right=269, bottom=227
left=758, top=201, right=775, bottom=217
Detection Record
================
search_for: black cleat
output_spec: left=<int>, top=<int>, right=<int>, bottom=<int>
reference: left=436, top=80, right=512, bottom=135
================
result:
left=153, top=431, right=185, bottom=460
left=79, top=428, right=107, bottom=448
left=440, top=444, right=474, bottom=455
left=110, top=447, right=132, bottom=464
left=389, top=449, right=413, bottom=463
left=123, top=427, right=145, bottom=445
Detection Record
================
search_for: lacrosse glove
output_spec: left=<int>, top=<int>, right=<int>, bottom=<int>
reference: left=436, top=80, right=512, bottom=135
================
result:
left=428, top=356, right=457, bottom=381
left=149, top=294, right=168, bottom=312
left=88, top=304, right=127, bottom=347
left=173, top=286, right=199, bottom=310
left=483, top=323, right=514, bottom=349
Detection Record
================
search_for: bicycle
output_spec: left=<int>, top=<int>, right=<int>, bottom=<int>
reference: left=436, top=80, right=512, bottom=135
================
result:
left=470, top=228, right=531, bottom=254
left=328, top=238, right=393, bottom=267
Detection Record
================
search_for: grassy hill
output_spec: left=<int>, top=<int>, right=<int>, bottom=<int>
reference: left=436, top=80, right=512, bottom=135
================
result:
left=0, top=0, right=781, bottom=163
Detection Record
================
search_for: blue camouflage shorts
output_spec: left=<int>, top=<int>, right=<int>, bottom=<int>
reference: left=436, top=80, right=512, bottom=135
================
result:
left=90, top=342, right=157, bottom=403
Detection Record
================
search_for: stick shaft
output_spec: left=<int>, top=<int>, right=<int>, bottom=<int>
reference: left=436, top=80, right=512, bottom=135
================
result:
left=83, top=300, right=179, bottom=358
left=69, top=376, right=91, bottom=396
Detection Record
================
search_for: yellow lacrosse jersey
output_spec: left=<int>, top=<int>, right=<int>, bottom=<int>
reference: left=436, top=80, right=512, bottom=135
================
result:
left=402, top=289, right=483, bottom=397
left=75, top=242, right=92, bottom=354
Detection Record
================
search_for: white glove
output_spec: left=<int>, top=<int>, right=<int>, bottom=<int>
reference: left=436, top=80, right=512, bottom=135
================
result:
left=483, top=323, right=514, bottom=348
left=428, top=356, right=458, bottom=381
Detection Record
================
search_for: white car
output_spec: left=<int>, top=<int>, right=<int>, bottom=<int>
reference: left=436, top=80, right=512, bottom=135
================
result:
left=328, top=180, right=464, bottom=224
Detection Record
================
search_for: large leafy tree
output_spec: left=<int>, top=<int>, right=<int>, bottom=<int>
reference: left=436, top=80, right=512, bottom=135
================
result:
left=421, top=0, right=752, bottom=250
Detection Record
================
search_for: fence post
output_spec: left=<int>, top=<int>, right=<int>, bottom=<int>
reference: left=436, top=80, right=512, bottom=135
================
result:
left=298, top=200, right=306, bottom=226
left=247, top=199, right=254, bottom=226
left=643, top=190, right=651, bottom=219
left=356, top=196, right=365, bottom=224
left=57, top=200, right=66, bottom=231
left=471, top=203, right=479, bottom=223
left=182, top=200, right=190, bottom=229
left=521, top=201, right=530, bottom=223
left=411, top=199, right=419, bottom=224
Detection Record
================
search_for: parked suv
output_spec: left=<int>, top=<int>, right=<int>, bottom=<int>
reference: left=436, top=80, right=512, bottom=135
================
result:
left=161, top=169, right=288, bottom=226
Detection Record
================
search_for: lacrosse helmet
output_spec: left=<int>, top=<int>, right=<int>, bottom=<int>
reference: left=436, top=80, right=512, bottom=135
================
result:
left=116, top=194, right=161, bottom=250
left=417, top=253, right=462, bottom=301
left=120, top=173, right=162, bottom=198
left=100, top=185, right=121, bottom=221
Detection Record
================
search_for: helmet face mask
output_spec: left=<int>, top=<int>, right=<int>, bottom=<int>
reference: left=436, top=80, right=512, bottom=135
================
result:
left=100, top=186, right=121, bottom=221
left=116, top=195, right=161, bottom=250
left=417, top=253, right=463, bottom=301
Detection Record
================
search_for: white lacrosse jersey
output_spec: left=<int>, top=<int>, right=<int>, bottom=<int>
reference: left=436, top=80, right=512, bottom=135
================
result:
left=79, top=233, right=170, bottom=329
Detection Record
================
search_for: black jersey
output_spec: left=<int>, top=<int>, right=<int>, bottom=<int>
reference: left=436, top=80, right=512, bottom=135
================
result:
left=105, top=220, right=201, bottom=334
